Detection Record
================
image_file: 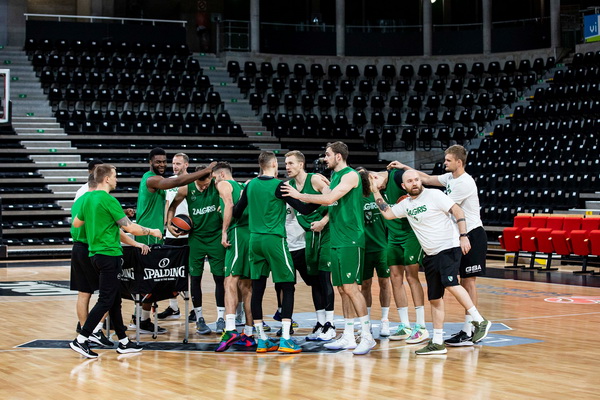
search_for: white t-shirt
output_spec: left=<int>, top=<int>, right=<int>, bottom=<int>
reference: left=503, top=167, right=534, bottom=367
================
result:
left=165, top=175, right=189, bottom=239
left=437, top=172, right=483, bottom=232
left=285, top=204, right=306, bottom=251
left=391, top=188, right=458, bottom=256
left=74, top=182, right=89, bottom=200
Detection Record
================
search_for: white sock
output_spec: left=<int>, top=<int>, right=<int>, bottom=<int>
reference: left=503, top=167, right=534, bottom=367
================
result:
left=381, top=307, right=390, bottom=321
left=433, top=329, right=444, bottom=345
left=94, top=322, right=103, bottom=333
left=463, top=315, right=474, bottom=334
left=316, top=309, right=326, bottom=325
left=367, top=307, right=371, bottom=320
left=325, top=310, right=334, bottom=324
left=169, top=298, right=179, bottom=311
left=225, top=314, right=236, bottom=331
left=398, top=307, right=411, bottom=327
left=415, top=306, right=426, bottom=326
left=77, top=334, right=87, bottom=343
left=282, top=320, right=292, bottom=340
left=194, top=307, right=203, bottom=320
left=359, top=315, right=373, bottom=339
left=141, top=309, right=151, bottom=321
left=467, top=306, right=484, bottom=323
left=217, top=307, right=225, bottom=319
left=254, top=321, right=267, bottom=340
left=343, top=318, right=354, bottom=336
left=119, top=337, right=129, bottom=345
left=244, top=325, right=253, bottom=336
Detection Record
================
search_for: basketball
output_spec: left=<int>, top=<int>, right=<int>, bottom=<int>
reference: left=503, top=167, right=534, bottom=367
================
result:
left=171, top=214, right=193, bottom=234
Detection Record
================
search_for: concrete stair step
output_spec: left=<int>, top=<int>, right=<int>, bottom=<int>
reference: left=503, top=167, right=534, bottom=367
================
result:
left=31, top=155, right=81, bottom=162
left=21, top=140, right=72, bottom=148
left=586, top=201, right=600, bottom=209
left=33, top=161, right=86, bottom=168
left=15, top=128, right=64, bottom=134
left=47, top=184, right=82, bottom=192
left=57, top=200, right=74, bottom=211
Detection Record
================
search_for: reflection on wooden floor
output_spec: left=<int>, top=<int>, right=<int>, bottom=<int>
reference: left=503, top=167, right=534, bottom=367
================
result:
left=1, top=259, right=599, bottom=399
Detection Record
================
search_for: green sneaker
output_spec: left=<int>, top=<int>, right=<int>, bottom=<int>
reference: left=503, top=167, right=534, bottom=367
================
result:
left=415, top=340, right=447, bottom=355
left=471, top=319, right=492, bottom=343
left=256, top=338, right=279, bottom=353
left=278, top=337, right=302, bottom=353
left=389, top=323, right=411, bottom=341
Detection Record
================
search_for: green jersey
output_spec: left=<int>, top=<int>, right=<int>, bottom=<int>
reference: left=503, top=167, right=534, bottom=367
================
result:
left=135, top=170, right=166, bottom=244
left=187, top=179, right=222, bottom=239
left=71, top=191, right=90, bottom=244
left=362, top=192, right=387, bottom=252
left=246, top=176, right=286, bottom=237
left=384, top=169, right=414, bottom=240
left=292, top=173, right=329, bottom=232
left=76, top=190, right=126, bottom=257
left=329, top=167, right=365, bottom=248
left=219, top=179, right=249, bottom=233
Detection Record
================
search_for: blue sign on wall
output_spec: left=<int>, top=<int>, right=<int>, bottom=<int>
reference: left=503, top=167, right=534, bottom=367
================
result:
left=584, top=14, right=600, bottom=42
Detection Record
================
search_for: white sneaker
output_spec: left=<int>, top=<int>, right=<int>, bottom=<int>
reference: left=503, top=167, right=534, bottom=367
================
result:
left=380, top=319, right=390, bottom=337
left=317, top=322, right=336, bottom=341
left=306, top=322, right=323, bottom=341
left=323, top=335, right=357, bottom=350
left=405, top=324, right=430, bottom=344
left=353, top=336, right=376, bottom=355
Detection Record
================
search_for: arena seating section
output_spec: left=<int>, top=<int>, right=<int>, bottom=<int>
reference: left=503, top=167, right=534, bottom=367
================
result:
left=1, top=38, right=599, bottom=273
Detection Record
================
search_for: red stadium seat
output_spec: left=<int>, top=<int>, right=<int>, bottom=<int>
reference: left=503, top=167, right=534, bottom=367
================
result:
left=570, top=217, right=600, bottom=274
left=550, top=216, right=583, bottom=258
left=532, top=215, right=565, bottom=271
left=499, top=214, right=532, bottom=268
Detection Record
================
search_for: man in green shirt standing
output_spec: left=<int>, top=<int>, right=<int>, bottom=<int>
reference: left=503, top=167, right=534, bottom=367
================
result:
left=282, top=141, right=376, bottom=355
left=69, top=164, right=162, bottom=359
left=134, top=148, right=215, bottom=333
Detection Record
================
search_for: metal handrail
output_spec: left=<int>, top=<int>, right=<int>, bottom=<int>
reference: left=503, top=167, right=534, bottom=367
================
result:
left=24, top=13, right=186, bottom=27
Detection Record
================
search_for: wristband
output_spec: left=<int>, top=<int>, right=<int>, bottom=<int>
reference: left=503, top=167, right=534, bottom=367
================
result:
left=460, top=233, right=468, bottom=237
left=456, top=218, right=466, bottom=223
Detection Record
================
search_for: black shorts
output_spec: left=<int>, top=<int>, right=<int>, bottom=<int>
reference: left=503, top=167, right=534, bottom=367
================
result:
left=70, top=242, right=99, bottom=294
left=460, top=226, right=487, bottom=278
left=165, top=237, right=189, bottom=246
left=423, top=247, right=461, bottom=301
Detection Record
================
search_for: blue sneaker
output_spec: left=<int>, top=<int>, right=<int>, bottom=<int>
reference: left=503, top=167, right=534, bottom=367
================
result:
left=256, top=338, right=279, bottom=353
left=215, top=330, right=240, bottom=352
left=234, top=333, right=256, bottom=347
left=272, top=311, right=298, bottom=328
left=262, top=321, right=271, bottom=332
left=278, top=337, right=302, bottom=353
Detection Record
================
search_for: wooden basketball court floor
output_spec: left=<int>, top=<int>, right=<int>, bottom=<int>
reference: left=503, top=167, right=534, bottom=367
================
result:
left=1, top=257, right=599, bottom=400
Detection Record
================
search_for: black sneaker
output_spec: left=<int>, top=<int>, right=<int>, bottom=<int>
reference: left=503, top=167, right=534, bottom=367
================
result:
left=89, top=330, right=114, bottom=347
left=444, top=330, right=474, bottom=347
left=76, top=322, right=82, bottom=333
left=69, top=339, right=98, bottom=359
left=157, top=306, right=181, bottom=320
left=188, top=311, right=197, bottom=323
left=138, top=319, right=168, bottom=335
left=117, top=340, right=143, bottom=354
left=276, top=325, right=295, bottom=337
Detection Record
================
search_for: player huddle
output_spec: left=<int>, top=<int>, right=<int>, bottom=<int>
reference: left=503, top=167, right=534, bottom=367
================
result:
left=69, top=141, right=491, bottom=359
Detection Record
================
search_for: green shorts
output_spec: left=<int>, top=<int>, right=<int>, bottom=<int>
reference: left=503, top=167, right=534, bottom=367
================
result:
left=249, top=233, right=295, bottom=283
left=363, top=250, right=391, bottom=280
left=189, top=234, right=226, bottom=277
left=387, top=232, right=423, bottom=267
left=225, top=226, right=251, bottom=279
left=330, top=246, right=364, bottom=287
left=305, top=230, right=331, bottom=276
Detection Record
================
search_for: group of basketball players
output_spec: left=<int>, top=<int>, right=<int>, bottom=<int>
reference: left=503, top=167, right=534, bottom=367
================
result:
left=69, top=140, right=491, bottom=358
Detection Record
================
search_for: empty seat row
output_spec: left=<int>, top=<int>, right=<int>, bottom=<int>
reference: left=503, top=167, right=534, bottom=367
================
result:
left=24, top=38, right=190, bottom=57
left=32, top=54, right=201, bottom=73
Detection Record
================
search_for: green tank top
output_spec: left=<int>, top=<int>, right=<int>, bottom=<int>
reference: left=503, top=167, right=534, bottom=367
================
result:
left=220, top=179, right=249, bottom=233
left=187, top=179, right=222, bottom=238
left=246, top=176, right=286, bottom=237
left=135, top=170, right=166, bottom=244
left=384, top=169, right=414, bottom=239
left=71, top=191, right=89, bottom=243
left=292, top=173, right=329, bottom=232
left=362, top=192, right=387, bottom=252
left=329, top=167, right=365, bottom=248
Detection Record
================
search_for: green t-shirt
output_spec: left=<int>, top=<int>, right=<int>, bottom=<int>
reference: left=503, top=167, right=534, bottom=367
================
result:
left=328, top=167, right=365, bottom=248
left=77, top=190, right=126, bottom=257
left=246, top=176, right=287, bottom=237
left=187, top=179, right=222, bottom=238
left=135, top=170, right=166, bottom=245
left=292, top=173, right=329, bottom=232
left=384, top=169, right=415, bottom=241
left=219, top=179, right=248, bottom=233
left=71, top=191, right=90, bottom=244
left=362, top=192, right=387, bottom=252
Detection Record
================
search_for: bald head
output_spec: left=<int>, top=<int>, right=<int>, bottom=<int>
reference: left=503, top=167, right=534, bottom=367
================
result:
left=401, top=169, right=423, bottom=197
left=402, top=169, right=419, bottom=184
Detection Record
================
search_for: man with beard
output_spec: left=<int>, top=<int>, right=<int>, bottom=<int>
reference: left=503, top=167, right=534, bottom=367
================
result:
left=369, top=169, right=491, bottom=355
left=387, top=145, right=487, bottom=347
left=133, top=148, right=215, bottom=334
left=282, top=142, right=376, bottom=355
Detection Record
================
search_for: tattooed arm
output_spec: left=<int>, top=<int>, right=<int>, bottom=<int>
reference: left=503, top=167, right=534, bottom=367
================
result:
left=370, top=175, right=402, bottom=220
left=117, top=216, right=163, bottom=239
